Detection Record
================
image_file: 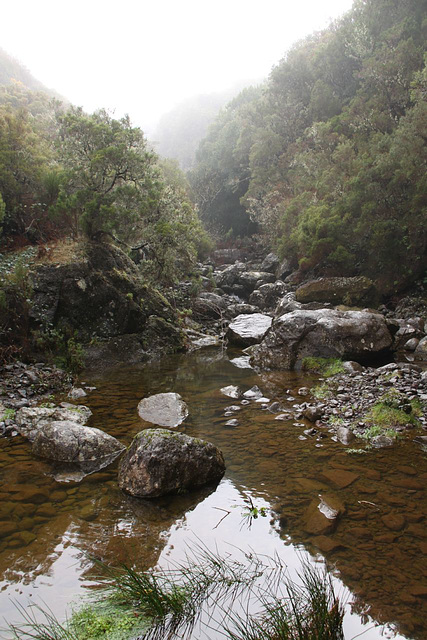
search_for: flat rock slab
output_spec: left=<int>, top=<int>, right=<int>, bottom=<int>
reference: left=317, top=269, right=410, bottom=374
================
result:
left=321, top=468, right=359, bottom=488
left=118, top=428, right=225, bottom=498
left=137, top=392, right=188, bottom=428
left=227, top=313, right=272, bottom=347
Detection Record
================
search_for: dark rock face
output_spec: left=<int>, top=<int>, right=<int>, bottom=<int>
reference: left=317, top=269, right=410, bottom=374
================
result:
left=215, top=262, right=246, bottom=290
left=31, top=420, right=125, bottom=462
left=227, top=313, right=273, bottom=346
left=238, top=271, right=276, bottom=294
left=137, top=393, right=189, bottom=428
left=30, top=243, right=185, bottom=364
left=275, top=292, right=331, bottom=316
left=251, top=309, right=392, bottom=370
left=295, top=276, right=378, bottom=307
left=118, top=428, right=225, bottom=498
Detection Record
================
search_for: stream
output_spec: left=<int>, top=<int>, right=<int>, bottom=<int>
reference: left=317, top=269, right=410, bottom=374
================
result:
left=0, top=346, right=426, bottom=639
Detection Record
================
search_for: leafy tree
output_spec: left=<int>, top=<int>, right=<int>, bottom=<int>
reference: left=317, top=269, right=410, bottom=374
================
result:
left=0, top=104, right=51, bottom=239
left=55, top=107, right=162, bottom=241
left=55, top=107, right=210, bottom=282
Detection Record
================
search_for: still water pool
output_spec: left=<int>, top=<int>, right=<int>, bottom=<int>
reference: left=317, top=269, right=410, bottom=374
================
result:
left=0, top=347, right=426, bottom=639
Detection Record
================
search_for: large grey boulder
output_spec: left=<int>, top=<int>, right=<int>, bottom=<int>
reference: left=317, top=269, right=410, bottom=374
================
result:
left=137, top=392, right=188, bottom=428
left=295, top=276, right=378, bottom=307
left=118, top=428, right=225, bottom=498
left=251, top=309, right=392, bottom=370
left=227, top=313, right=273, bottom=347
left=32, top=420, right=125, bottom=462
left=275, top=292, right=331, bottom=316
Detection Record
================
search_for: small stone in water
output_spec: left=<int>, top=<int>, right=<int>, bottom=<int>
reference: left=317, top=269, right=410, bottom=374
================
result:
left=220, top=385, right=241, bottom=399
left=243, top=386, right=263, bottom=400
left=225, top=419, right=239, bottom=427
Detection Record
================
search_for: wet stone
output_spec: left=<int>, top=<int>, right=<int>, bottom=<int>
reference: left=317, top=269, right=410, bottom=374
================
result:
left=18, top=531, right=37, bottom=545
left=336, top=426, right=355, bottom=445
left=396, top=465, right=417, bottom=476
left=80, top=504, right=98, bottom=521
left=311, top=535, right=344, bottom=553
left=220, top=385, right=241, bottom=399
left=224, top=419, right=239, bottom=427
left=374, top=533, right=398, bottom=544
left=351, top=527, right=372, bottom=540
left=243, top=386, right=263, bottom=400
left=321, top=468, right=359, bottom=489
left=302, top=494, right=345, bottom=535
left=381, top=513, right=406, bottom=531
left=390, top=477, right=423, bottom=490
left=36, top=504, right=57, bottom=518
left=0, top=522, right=18, bottom=538
left=408, top=585, right=427, bottom=599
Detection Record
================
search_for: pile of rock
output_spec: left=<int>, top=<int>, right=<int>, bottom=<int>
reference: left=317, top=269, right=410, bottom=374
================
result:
left=188, top=251, right=427, bottom=366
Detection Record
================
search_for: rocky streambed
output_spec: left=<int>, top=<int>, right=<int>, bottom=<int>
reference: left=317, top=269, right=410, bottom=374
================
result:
left=1, top=247, right=427, bottom=639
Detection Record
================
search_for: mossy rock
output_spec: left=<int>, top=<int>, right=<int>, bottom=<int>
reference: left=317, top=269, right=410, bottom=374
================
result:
left=295, top=277, right=378, bottom=307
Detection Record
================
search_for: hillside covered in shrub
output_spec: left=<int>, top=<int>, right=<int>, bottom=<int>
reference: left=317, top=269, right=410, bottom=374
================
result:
left=189, top=0, right=426, bottom=292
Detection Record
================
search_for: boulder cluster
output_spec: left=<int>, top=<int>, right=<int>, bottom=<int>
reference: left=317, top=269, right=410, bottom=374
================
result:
left=186, top=250, right=427, bottom=367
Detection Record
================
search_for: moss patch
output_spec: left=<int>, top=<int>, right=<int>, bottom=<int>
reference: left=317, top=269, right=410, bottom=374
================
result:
left=302, top=357, right=345, bottom=377
left=69, top=601, right=147, bottom=640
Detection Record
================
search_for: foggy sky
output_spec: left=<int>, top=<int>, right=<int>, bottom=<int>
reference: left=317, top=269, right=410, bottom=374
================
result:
left=2, top=0, right=354, bottom=133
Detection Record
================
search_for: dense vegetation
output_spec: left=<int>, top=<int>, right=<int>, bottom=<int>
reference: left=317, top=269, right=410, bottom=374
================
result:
left=189, top=0, right=426, bottom=291
left=0, top=80, right=209, bottom=284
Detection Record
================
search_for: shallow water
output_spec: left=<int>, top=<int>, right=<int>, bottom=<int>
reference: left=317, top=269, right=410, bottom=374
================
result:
left=0, top=347, right=426, bottom=639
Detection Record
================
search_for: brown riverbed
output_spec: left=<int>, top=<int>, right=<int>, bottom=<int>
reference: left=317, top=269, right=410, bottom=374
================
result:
left=0, top=347, right=426, bottom=639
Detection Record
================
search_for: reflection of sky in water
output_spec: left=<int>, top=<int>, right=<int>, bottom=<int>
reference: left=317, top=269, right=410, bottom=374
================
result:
left=1, top=478, right=404, bottom=640
left=159, top=479, right=404, bottom=640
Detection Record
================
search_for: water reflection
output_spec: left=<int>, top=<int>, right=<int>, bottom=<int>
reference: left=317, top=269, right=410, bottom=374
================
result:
left=0, top=347, right=425, bottom=639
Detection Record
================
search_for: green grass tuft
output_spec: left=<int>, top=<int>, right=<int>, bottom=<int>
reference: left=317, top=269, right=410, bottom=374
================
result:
left=4, top=548, right=345, bottom=640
